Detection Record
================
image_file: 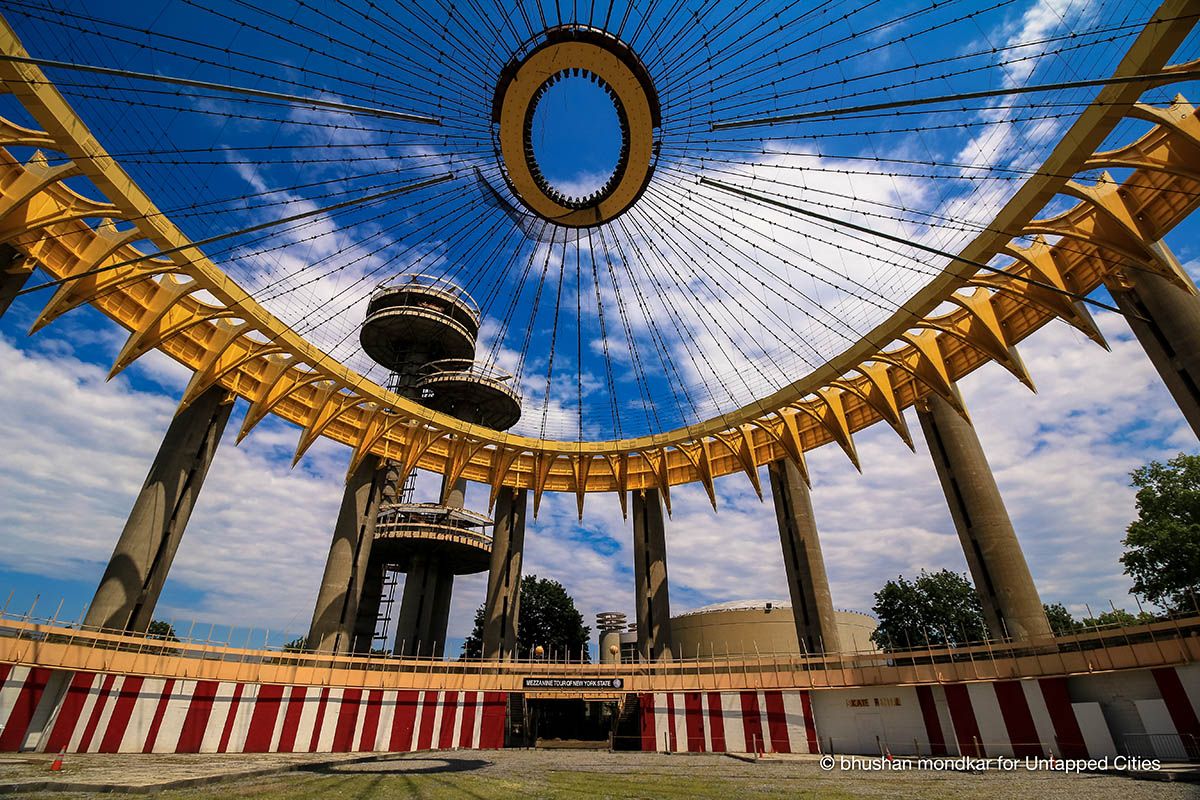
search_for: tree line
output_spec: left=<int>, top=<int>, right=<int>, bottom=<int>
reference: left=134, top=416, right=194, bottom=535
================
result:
left=870, top=452, right=1200, bottom=650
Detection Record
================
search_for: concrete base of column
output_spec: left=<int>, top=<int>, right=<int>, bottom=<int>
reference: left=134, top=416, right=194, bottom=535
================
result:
left=85, top=385, right=232, bottom=633
left=350, top=551, right=386, bottom=654
left=482, top=487, right=527, bottom=660
left=767, top=459, right=841, bottom=655
left=917, top=392, right=1051, bottom=642
left=394, top=555, right=430, bottom=657
left=306, top=456, right=385, bottom=653
left=429, top=567, right=453, bottom=658
left=1110, top=251, right=1200, bottom=438
left=394, top=556, right=453, bottom=658
left=632, top=488, right=673, bottom=661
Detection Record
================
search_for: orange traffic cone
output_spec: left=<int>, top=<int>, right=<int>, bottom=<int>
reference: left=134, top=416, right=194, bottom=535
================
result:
left=49, top=747, right=65, bottom=772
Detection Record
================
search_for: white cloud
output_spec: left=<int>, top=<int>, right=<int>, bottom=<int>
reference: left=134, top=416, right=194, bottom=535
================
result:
left=0, top=334, right=345, bottom=638
left=1, top=283, right=1195, bottom=647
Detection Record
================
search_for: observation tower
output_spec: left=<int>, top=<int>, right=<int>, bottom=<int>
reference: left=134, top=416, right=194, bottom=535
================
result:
left=308, top=276, right=522, bottom=657
left=3, top=1, right=1200, bottom=764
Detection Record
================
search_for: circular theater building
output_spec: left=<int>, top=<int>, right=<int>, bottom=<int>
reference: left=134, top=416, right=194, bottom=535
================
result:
left=0, top=3, right=1197, bottom=764
left=598, top=603, right=879, bottom=664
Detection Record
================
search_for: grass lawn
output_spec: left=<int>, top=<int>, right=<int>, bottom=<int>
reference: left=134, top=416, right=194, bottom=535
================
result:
left=7, top=751, right=1190, bottom=800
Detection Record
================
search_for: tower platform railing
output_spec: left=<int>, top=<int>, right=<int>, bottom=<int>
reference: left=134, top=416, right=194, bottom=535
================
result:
left=0, top=608, right=1196, bottom=694
left=416, top=359, right=520, bottom=399
left=373, top=519, right=494, bottom=550
left=374, top=503, right=494, bottom=552
left=369, top=274, right=481, bottom=324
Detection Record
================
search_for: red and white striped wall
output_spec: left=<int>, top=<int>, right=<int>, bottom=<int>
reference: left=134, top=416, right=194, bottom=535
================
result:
left=789, top=678, right=1116, bottom=758
left=0, top=666, right=505, bottom=754
left=1141, top=664, right=1200, bottom=758
left=4, top=663, right=1197, bottom=756
left=639, top=690, right=818, bottom=754
left=927, top=677, right=1098, bottom=758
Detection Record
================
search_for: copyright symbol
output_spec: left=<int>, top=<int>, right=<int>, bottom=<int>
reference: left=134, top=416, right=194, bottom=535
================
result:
left=820, top=755, right=835, bottom=771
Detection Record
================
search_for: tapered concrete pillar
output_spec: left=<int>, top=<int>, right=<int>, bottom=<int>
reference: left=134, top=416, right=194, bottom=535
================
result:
left=393, top=555, right=452, bottom=657
left=394, top=554, right=431, bottom=656
left=0, top=244, right=31, bottom=318
left=428, top=566, right=454, bottom=658
left=306, top=455, right=385, bottom=653
left=632, top=488, right=673, bottom=661
left=1108, top=245, right=1200, bottom=438
left=917, top=391, right=1051, bottom=642
left=767, top=459, right=841, bottom=654
left=442, top=475, right=468, bottom=509
left=482, top=487, right=527, bottom=659
left=85, top=385, right=233, bottom=633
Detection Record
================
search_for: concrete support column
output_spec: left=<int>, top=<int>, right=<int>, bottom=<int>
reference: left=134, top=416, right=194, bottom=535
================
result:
left=394, top=555, right=452, bottom=657
left=1108, top=247, right=1200, bottom=438
left=917, top=391, right=1051, bottom=642
left=599, top=629, right=622, bottom=664
left=306, top=455, right=385, bottom=653
left=0, top=244, right=31, bottom=318
left=350, top=551, right=386, bottom=654
left=442, top=475, right=468, bottom=509
left=85, top=385, right=233, bottom=633
left=428, top=566, right=454, bottom=658
left=767, top=459, right=841, bottom=654
left=394, top=554, right=432, bottom=656
left=632, top=488, right=673, bottom=661
left=482, top=487, right=527, bottom=660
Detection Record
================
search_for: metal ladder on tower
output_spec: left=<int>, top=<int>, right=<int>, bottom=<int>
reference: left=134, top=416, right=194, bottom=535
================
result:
left=373, top=568, right=400, bottom=651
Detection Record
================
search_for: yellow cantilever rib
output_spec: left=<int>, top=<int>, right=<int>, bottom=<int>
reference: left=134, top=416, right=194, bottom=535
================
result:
left=0, top=7, right=1197, bottom=508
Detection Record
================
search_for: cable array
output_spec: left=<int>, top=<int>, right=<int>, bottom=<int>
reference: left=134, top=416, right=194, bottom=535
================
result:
left=3, top=0, right=1195, bottom=441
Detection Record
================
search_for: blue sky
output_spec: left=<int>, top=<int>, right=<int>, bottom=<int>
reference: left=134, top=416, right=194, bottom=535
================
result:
left=0, top=1, right=1198, bottom=655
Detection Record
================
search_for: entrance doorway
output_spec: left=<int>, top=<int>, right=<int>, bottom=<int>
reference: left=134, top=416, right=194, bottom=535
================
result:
left=524, top=699, right=617, bottom=748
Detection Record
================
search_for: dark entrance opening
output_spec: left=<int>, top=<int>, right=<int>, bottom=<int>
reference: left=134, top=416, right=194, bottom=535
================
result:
left=524, top=699, right=617, bottom=748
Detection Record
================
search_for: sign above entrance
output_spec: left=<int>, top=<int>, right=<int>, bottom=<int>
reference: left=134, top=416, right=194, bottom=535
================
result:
left=523, top=677, right=625, bottom=691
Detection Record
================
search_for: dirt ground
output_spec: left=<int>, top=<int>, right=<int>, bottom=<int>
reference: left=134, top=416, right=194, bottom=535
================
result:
left=1, top=749, right=1197, bottom=799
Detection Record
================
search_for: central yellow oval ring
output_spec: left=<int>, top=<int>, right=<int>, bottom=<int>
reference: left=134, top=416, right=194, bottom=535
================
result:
left=495, top=34, right=658, bottom=227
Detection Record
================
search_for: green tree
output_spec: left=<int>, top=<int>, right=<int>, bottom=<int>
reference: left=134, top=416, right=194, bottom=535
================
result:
left=283, top=636, right=307, bottom=652
left=870, top=569, right=986, bottom=650
left=1043, top=603, right=1080, bottom=636
left=146, top=620, right=178, bottom=641
left=1120, top=453, right=1200, bottom=611
left=461, top=575, right=591, bottom=661
left=1080, top=608, right=1155, bottom=628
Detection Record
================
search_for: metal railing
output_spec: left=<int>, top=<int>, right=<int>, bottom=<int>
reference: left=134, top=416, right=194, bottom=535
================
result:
left=374, top=502, right=495, bottom=549
left=1124, top=732, right=1200, bottom=761
left=416, top=358, right=522, bottom=404
left=372, top=520, right=493, bottom=550
left=370, top=274, right=481, bottom=322
left=0, top=608, right=1196, bottom=694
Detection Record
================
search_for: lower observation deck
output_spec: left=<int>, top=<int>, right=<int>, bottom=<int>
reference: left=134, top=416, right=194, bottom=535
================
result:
left=416, top=359, right=522, bottom=430
left=372, top=502, right=493, bottom=574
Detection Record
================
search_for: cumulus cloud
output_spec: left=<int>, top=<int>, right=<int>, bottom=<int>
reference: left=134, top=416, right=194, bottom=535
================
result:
left=1, top=269, right=1197, bottom=648
left=0, top=333, right=345, bottom=639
